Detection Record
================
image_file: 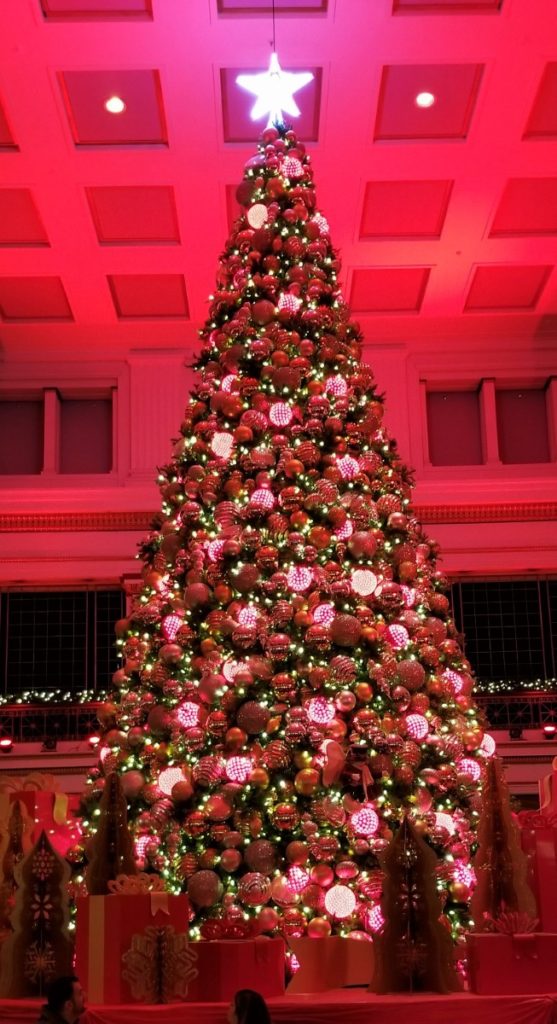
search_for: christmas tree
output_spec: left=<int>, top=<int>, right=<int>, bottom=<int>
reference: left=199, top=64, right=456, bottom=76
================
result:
left=81, top=123, right=489, bottom=946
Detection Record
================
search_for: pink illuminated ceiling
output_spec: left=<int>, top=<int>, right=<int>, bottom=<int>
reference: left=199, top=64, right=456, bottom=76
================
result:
left=1, top=0, right=557, bottom=361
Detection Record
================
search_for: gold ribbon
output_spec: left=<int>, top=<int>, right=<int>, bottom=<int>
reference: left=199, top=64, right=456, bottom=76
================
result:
left=53, top=792, right=69, bottom=827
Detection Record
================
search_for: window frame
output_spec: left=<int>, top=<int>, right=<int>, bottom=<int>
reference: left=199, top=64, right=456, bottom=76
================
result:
left=0, top=361, right=129, bottom=487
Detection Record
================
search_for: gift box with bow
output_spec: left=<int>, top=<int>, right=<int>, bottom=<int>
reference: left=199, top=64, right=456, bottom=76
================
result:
left=75, top=877, right=191, bottom=1004
left=0, top=774, right=82, bottom=863
left=76, top=884, right=284, bottom=1005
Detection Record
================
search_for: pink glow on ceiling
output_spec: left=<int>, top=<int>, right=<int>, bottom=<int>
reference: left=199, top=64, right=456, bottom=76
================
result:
left=0, top=0, right=555, bottom=361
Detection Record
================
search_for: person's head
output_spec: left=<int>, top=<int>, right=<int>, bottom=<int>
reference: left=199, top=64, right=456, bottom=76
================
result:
left=227, top=989, right=270, bottom=1024
left=45, top=976, right=85, bottom=1023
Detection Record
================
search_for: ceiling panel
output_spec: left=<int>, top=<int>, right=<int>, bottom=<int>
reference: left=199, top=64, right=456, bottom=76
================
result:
left=0, top=1, right=555, bottom=359
left=108, top=274, right=189, bottom=318
left=0, top=277, right=73, bottom=321
left=86, top=186, right=180, bottom=244
left=0, top=98, right=17, bottom=148
left=465, top=265, right=552, bottom=311
left=374, top=63, right=484, bottom=140
left=217, top=1, right=328, bottom=11
left=59, top=70, right=167, bottom=145
left=40, top=0, right=152, bottom=17
left=350, top=267, right=431, bottom=313
left=524, top=63, right=557, bottom=140
left=490, top=179, right=557, bottom=237
left=360, top=180, right=453, bottom=239
left=0, top=190, right=49, bottom=246
left=393, top=0, right=502, bottom=11
left=221, top=67, right=322, bottom=142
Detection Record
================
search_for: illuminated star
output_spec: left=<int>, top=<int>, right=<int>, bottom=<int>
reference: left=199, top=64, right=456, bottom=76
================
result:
left=236, top=52, right=313, bottom=128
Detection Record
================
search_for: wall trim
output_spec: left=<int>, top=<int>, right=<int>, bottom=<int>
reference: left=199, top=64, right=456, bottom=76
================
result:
left=0, top=502, right=556, bottom=533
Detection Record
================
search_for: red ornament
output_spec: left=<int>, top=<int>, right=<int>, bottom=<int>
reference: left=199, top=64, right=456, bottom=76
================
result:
left=330, top=614, right=362, bottom=647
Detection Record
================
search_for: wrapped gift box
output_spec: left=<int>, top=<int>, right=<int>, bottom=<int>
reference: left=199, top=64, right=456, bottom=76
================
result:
left=467, top=933, right=557, bottom=994
left=75, top=893, right=191, bottom=1004
left=9, top=790, right=81, bottom=858
left=184, top=938, right=285, bottom=1001
left=76, top=896, right=284, bottom=1004
left=519, top=823, right=557, bottom=932
left=287, top=936, right=373, bottom=993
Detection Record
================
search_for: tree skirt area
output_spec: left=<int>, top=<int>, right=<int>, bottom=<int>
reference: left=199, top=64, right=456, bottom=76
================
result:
left=2, top=990, right=556, bottom=1024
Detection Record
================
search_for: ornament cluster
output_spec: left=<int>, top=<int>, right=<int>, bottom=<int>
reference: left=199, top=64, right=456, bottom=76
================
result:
left=81, top=126, right=489, bottom=946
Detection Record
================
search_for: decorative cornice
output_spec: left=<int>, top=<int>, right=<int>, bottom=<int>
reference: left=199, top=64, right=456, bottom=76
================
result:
left=0, top=511, right=154, bottom=532
left=0, top=502, right=555, bottom=533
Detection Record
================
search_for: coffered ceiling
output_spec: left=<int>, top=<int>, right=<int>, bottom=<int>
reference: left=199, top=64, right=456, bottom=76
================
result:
left=1, top=0, right=557, bottom=362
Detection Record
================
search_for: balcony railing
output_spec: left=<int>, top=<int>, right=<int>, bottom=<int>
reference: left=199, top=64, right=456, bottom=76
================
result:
left=0, top=702, right=102, bottom=743
left=0, top=693, right=555, bottom=743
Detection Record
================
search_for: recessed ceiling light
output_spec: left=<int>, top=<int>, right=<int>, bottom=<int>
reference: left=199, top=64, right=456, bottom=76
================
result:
left=105, top=95, right=126, bottom=115
left=415, top=91, right=435, bottom=109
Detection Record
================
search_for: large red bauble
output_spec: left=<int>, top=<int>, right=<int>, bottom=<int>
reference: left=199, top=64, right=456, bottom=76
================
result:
left=397, top=660, right=426, bottom=692
left=238, top=872, right=272, bottom=906
left=273, top=803, right=299, bottom=830
left=294, top=768, right=320, bottom=795
left=237, top=701, right=270, bottom=734
left=184, top=583, right=211, bottom=609
left=159, top=643, right=183, bottom=666
left=120, top=770, right=144, bottom=799
left=308, top=917, right=331, bottom=938
left=286, top=841, right=309, bottom=865
left=252, top=299, right=276, bottom=324
left=236, top=181, right=253, bottom=206
left=172, top=779, right=194, bottom=803
left=188, top=870, right=222, bottom=907
left=330, top=614, right=362, bottom=647
left=245, top=839, right=276, bottom=873
left=147, top=706, right=173, bottom=737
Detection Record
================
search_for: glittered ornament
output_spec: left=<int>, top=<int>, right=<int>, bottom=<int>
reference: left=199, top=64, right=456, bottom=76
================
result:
left=187, top=870, right=223, bottom=907
left=396, top=659, right=426, bottom=692
left=245, top=839, right=277, bottom=874
left=330, top=614, right=362, bottom=647
left=237, top=701, right=270, bottom=734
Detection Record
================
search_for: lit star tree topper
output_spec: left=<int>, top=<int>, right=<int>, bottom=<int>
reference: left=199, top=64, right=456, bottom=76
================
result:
left=236, top=52, right=313, bottom=128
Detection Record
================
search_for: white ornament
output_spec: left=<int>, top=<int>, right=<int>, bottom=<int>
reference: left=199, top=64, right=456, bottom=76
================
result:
left=236, top=52, right=313, bottom=129
left=247, top=203, right=269, bottom=229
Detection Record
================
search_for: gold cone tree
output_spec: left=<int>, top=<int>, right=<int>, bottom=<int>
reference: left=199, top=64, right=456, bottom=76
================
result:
left=81, top=124, right=488, bottom=944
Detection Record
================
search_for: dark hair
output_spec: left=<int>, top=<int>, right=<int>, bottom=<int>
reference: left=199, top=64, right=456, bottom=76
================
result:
left=46, top=976, right=79, bottom=1012
left=233, top=989, right=271, bottom=1024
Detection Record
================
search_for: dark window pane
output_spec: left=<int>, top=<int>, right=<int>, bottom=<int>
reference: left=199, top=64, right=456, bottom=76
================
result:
left=457, top=580, right=546, bottom=683
left=1, top=589, right=124, bottom=695
left=0, top=399, right=43, bottom=474
left=60, top=397, right=113, bottom=473
left=426, top=391, right=482, bottom=465
left=94, top=590, right=126, bottom=690
left=496, top=389, right=550, bottom=464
